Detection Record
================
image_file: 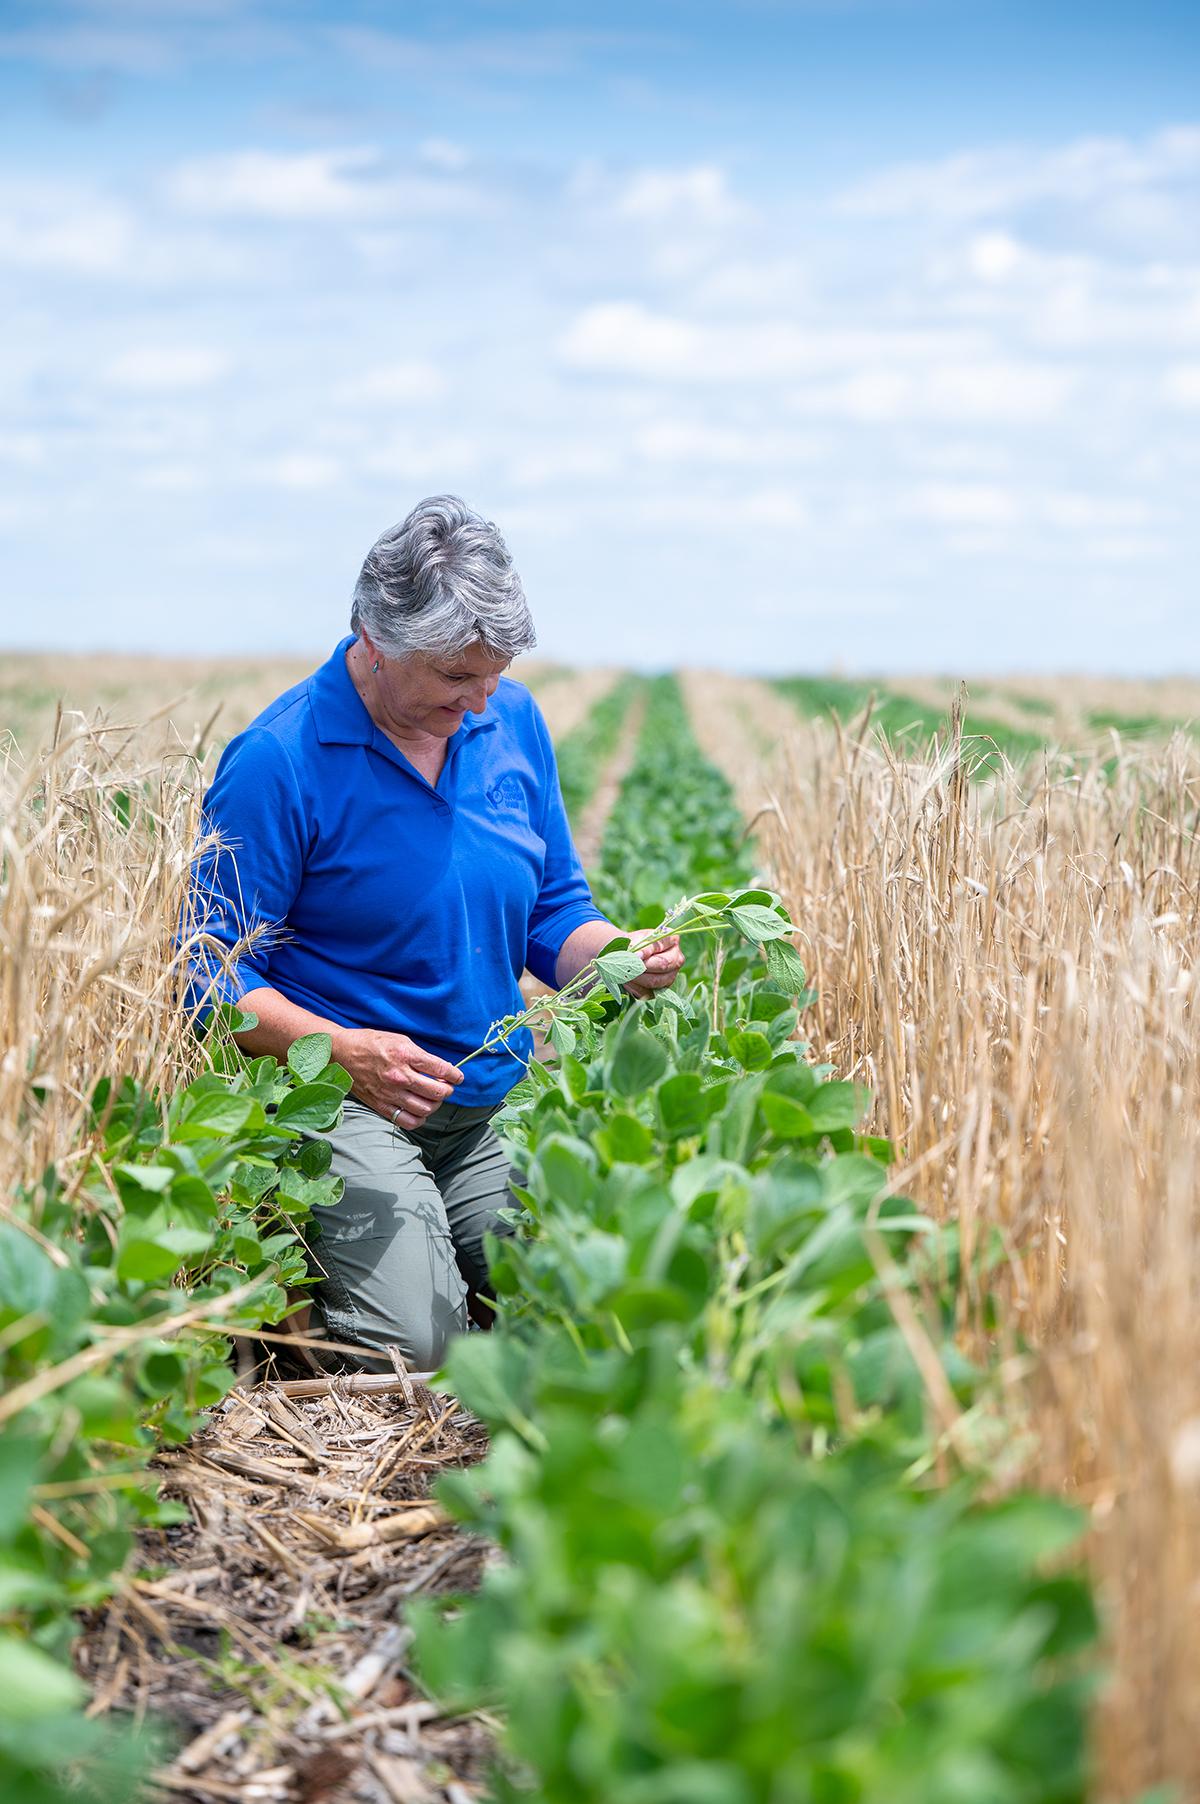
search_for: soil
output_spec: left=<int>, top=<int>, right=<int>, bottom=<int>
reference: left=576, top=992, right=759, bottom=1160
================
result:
left=76, top=1366, right=498, bottom=1803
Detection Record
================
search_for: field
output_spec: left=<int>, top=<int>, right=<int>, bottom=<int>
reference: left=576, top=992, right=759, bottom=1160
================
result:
left=3, top=652, right=1199, bottom=1802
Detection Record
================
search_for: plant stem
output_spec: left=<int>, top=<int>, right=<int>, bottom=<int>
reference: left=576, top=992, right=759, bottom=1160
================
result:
left=456, top=909, right=721, bottom=1067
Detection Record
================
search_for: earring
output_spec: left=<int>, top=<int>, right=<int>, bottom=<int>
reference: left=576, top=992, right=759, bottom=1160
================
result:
left=371, top=659, right=380, bottom=673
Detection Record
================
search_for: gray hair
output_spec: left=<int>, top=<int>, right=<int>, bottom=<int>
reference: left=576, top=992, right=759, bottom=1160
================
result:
left=350, top=495, right=536, bottom=662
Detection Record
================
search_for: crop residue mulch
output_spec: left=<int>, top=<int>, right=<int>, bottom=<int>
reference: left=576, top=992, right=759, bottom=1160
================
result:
left=77, top=1368, right=496, bottom=1804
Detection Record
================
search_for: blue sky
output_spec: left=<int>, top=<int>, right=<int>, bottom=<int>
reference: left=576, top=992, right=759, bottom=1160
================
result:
left=0, top=1, right=1197, bottom=673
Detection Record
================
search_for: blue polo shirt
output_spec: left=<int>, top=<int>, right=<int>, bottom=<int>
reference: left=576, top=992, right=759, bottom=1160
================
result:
left=186, top=635, right=609, bottom=1106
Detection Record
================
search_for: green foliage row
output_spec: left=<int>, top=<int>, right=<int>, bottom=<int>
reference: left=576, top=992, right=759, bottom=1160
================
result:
left=1085, top=707, right=1181, bottom=739
left=555, top=678, right=645, bottom=824
left=0, top=1024, right=349, bottom=1804
left=592, top=673, right=748, bottom=921
left=412, top=678, right=1096, bottom=1802
left=774, top=675, right=1046, bottom=777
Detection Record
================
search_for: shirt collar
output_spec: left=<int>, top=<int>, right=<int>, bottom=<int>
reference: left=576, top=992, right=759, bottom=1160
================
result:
left=309, top=635, right=498, bottom=746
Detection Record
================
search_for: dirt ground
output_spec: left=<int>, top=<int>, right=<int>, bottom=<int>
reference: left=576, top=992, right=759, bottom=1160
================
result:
left=78, top=1365, right=498, bottom=1804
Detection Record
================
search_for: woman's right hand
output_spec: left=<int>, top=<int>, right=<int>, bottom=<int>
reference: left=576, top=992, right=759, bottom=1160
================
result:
left=333, top=1029, right=465, bottom=1129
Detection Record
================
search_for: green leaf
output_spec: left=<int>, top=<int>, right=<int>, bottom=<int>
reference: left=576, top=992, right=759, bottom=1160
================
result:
left=287, top=1032, right=334, bottom=1084
left=596, top=1112, right=656, bottom=1165
left=558, top=1053, right=589, bottom=1101
left=206, top=1001, right=259, bottom=1037
left=607, top=1009, right=669, bottom=1098
left=0, top=1634, right=84, bottom=1719
left=727, top=1028, right=773, bottom=1071
left=137, top=1344, right=186, bottom=1399
left=759, top=1091, right=816, bottom=1140
left=176, top=1091, right=260, bottom=1141
left=0, top=1224, right=89, bottom=1341
left=669, top=1156, right=746, bottom=1215
left=534, top=1138, right=597, bottom=1210
left=595, top=950, right=646, bottom=991
left=806, top=1081, right=870, bottom=1132
left=729, top=903, right=789, bottom=944
left=231, top=1225, right=263, bottom=1266
left=0, top=1437, right=42, bottom=1539
left=61, top=1377, right=141, bottom=1446
left=295, top=1137, right=334, bottom=1178
left=112, top=1161, right=174, bottom=1194
left=657, top=1072, right=708, bottom=1141
left=115, top=1234, right=183, bottom=1284
left=277, top=1169, right=344, bottom=1213
left=167, top=1173, right=221, bottom=1223
left=547, top=1015, right=577, bottom=1058
left=274, top=1083, right=346, bottom=1131
left=764, top=936, right=807, bottom=993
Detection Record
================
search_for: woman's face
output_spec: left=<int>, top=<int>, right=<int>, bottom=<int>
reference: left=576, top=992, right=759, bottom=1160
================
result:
left=376, top=639, right=513, bottom=738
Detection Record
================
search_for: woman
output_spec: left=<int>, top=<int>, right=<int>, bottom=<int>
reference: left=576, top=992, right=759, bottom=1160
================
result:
left=189, top=495, right=683, bottom=1372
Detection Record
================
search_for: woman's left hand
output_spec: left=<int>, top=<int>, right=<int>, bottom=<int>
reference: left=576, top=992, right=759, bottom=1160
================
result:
left=623, top=933, right=684, bottom=999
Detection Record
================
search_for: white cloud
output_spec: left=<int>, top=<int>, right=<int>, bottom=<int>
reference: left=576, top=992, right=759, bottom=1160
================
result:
left=560, top=302, right=706, bottom=377
left=932, top=234, right=1200, bottom=354
left=418, top=138, right=470, bottom=172
left=929, top=361, right=1073, bottom=423
left=334, top=361, right=445, bottom=406
left=633, top=420, right=820, bottom=466
left=690, top=256, right=807, bottom=310
left=905, top=484, right=1155, bottom=533
left=1164, top=364, right=1200, bottom=408
left=360, top=434, right=484, bottom=482
left=637, top=486, right=808, bottom=531
left=165, top=147, right=385, bottom=220
left=731, top=487, right=808, bottom=529
left=163, top=147, right=483, bottom=224
left=966, top=231, right=1025, bottom=283
left=805, top=359, right=1073, bottom=425
left=0, top=431, right=48, bottom=468
left=103, top=345, right=231, bottom=389
left=559, top=301, right=960, bottom=385
left=137, top=463, right=209, bottom=493
left=509, top=445, right=621, bottom=486
left=837, top=125, right=1200, bottom=225
left=614, top=164, right=744, bottom=227
left=255, top=453, right=343, bottom=490
left=907, top=483, right=1019, bottom=527
left=1039, top=491, right=1152, bottom=530
left=0, top=181, right=135, bottom=274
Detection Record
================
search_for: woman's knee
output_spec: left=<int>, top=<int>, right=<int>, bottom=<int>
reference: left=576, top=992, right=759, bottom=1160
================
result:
left=346, top=1282, right=468, bottom=1374
left=403, top=1296, right=468, bottom=1373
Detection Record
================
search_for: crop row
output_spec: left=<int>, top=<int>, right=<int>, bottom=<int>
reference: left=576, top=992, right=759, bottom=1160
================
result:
left=1, top=1028, right=349, bottom=1802
left=775, top=676, right=1045, bottom=776
left=413, top=677, right=1096, bottom=1803
left=555, top=678, right=644, bottom=824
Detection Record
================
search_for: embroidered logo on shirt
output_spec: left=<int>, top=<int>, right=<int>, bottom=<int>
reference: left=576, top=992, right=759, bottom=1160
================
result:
left=486, top=776, right=525, bottom=811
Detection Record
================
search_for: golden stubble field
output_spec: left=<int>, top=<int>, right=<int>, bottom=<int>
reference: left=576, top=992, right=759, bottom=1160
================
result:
left=4, top=653, right=1200, bottom=1796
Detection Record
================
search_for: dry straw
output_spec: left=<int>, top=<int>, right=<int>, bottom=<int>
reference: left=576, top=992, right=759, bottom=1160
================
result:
left=762, top=706, right=1200, bottom=1797
left=0, top=705, right=214, bottom=1221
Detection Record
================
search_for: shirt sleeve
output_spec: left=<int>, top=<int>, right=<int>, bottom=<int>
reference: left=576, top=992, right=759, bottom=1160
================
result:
left=181, top=726, right=308, bottom=1023
left=524, top=699, right=609, bottom=989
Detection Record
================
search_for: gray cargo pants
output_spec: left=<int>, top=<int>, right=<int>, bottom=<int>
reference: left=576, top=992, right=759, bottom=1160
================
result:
left=304, top=1097, right=520, bottom=1373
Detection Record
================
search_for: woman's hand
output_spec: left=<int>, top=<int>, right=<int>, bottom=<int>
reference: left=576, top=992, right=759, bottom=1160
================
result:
left=334, top=1028, right=464, bottom=1129
left=623, top=933, right=685, bottom=1000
